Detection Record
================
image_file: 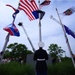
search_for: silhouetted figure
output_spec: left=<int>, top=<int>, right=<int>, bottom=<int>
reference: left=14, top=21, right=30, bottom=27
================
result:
left=72, top=54, right=75, bottom=61
left=33, top=47, right=48, bottom=75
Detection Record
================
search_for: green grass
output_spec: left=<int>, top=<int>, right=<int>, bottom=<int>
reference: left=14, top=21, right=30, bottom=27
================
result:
left=48, top=60, right=75, bottom=75
left=0, top=62, right=35, bottom=75
left=0, top=60, right=75, bottom=75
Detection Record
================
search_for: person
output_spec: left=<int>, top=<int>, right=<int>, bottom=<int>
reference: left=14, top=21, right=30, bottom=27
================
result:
left=33, top=42, right=48, bottom=75
left=72, top=53, right=75, bottom=61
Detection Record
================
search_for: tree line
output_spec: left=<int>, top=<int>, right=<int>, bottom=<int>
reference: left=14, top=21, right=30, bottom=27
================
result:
left=3, top=42, right=65, bottom=64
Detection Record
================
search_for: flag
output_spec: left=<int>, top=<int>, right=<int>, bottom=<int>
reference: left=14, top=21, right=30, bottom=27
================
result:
left=12, top=9, right=19, bottom=20
left=18, top=0, right=39, bottom=21
left=6, top=4, right=19, bottom=20
left=36, top=10, right=45, bottom=20
left=6, top=4, right=16, bottom=11
left=64, top=25, right=75, bottom=38
left=40, top=0, right=51, bottom=9
left=63, top=6, right=75, bottom=16
left=3, top=23, right=20, bottom=37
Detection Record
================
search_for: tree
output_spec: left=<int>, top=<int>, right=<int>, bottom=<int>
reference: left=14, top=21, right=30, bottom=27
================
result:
left=48, top=44, right=65, bottom=63
left=6, top=43, right=33, bottom=63
left=4, top=50, right=10, bottom=58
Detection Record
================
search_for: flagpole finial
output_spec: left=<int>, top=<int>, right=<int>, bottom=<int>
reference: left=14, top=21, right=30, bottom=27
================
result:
left=18, top=22, right=23, bottom=26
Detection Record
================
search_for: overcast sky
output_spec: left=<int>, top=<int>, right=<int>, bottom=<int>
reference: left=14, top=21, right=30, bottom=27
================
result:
left=0, top=0, right=75, bottom=57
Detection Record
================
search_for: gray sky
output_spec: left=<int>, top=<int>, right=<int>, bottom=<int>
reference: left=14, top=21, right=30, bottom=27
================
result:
left=0, top=0, right=75, bottom=57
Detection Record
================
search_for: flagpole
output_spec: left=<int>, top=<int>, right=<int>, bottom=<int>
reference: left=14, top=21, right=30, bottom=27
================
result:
left=50, top=15, right=61, bottom=25
left=18, top=22, right=35, bottom=52
left=38, top=0, right=45, bottom=48
left=50, top=15, right=74, bottom=55
left=38, top=0, right=42, bottom=42
left=55, top=8, right=75, bottom=68
left=0, top=33, right=10, bottom=64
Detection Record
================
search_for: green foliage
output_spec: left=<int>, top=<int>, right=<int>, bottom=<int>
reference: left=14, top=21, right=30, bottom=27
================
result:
left=4, top=43, right=33, bottom=63
left=4, top=50, right=11, bottom=58
left=48, top=43, right=65, bottom=58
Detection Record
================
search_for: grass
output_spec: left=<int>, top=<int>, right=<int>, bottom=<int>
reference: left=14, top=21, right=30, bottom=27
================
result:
left=48, top=60, right=75, bottom=75
left=0, top=59, right=75, bottom=75
left=0, top=62, right=35, bottom=75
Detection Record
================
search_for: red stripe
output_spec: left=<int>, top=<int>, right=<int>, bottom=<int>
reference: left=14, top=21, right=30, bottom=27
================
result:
left=20, top=0, right=33, bottom=12
left=19, top=7, right=34, bottom=20
left=30, top=0, right=38, bottom=10
left=19, top=0, right=38, bottom=20
left=19, top=3, right=35, bottom=20
left=3, top=28, right=14, bottom=36
left=19, top=0, right=32, bottom=12
left=25, top=0, right=34, bottom=11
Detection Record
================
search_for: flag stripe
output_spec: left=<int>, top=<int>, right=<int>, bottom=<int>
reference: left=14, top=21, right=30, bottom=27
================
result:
left=19, top=3, right=35, bottom=20
left=19, top=0, right=35, bottom=20
left=30, top=0, right=38, bottom=10
left=25, top=0, right=35, bottom=11
left=19, top=6, right=35, bottom=20
left=20, top=0, right=34, bottom=11
left=18, top=0, right=38, bottom=20
left=4, top=27, right=14, bottom=35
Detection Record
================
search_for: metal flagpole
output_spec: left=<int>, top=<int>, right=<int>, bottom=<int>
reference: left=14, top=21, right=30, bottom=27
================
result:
left=0, top=1, right=20, bottom=64
left=50, top=15, right=75, bottom=55
left=38, top=0, right=45, bottom=47
left=38, top=0, right=42, bottom=42
left=50, top=15, right=62, bottom=25
left=18, top=22, right=35, bottom=52
left=0, top=33, right=10, bottom=64
left=55, top=8, right=75, bottom=68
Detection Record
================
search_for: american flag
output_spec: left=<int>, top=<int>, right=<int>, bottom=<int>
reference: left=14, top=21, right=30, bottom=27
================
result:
left=18, top=0, right=39, bottom=20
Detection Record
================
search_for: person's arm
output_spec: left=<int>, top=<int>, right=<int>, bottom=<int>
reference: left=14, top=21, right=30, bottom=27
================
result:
left=33, top=52, right=37, bottom=61
left=45, top=51, right=48, bottom=60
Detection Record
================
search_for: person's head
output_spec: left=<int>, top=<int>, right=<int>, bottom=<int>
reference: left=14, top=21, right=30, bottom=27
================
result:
left=38, top=42, right=45, bottom=49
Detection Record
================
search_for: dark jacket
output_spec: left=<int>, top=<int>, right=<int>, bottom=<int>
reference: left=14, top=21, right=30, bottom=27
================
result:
left=33, top=47, right=48, bottom=72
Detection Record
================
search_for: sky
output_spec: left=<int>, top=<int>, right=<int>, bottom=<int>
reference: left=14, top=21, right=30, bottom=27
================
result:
left=0, top=0, right=75, bottom=57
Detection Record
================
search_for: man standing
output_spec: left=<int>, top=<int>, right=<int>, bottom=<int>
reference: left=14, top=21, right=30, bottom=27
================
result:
left=33, top=42, right=48, bottom=75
